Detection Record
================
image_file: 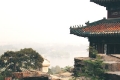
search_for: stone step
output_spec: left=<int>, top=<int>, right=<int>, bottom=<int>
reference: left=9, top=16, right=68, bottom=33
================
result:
left=104, top=61, right=120, bottom=71
left=109, top=54, right=120, bottom=59
left=105, top=71, right=120, bottom=80
left=98, top=54, right=120, bottom=61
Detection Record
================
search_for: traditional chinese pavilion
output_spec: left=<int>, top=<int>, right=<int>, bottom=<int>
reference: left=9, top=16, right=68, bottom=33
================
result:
left=70, top=0, right=120, bottom=55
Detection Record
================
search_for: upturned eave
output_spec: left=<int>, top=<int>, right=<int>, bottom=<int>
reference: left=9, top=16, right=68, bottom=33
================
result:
left=70, top=18, right=120, bottom=37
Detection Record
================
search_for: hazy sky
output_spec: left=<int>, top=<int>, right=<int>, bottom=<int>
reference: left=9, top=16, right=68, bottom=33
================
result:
left=0, top=0, right=107, bottom=45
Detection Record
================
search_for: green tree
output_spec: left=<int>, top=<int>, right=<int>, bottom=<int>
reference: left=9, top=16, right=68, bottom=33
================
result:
left=0, top=48, right=44, bottom=77
left=63, top=66, right=73, bottom=72
left=82, top=59, right=105, bottom=80
left=48, top=68, right=53, bottom=74
left=72, top=59, right=105, bottom=80
left=88, top=46, right=98, bottom=58
left=78, top=46, right=105, bottom=80
left=71, top=47, right=106, bottom=80
left=0, top=74, right=4, bottom=80
left=50, top=65, right=61, bottom=74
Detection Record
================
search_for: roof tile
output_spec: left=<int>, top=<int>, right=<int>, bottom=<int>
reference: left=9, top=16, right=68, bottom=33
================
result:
left=70, top=18, right=120, bottom=37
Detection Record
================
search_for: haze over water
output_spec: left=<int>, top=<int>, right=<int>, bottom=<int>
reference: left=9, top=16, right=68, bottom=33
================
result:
left=0, top=0, right=106, bottom=67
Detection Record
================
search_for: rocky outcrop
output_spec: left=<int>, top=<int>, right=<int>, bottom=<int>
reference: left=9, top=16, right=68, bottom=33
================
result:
left=73, top=57, right=90, bottom=76
left=73, top=54, right=120, bottom=79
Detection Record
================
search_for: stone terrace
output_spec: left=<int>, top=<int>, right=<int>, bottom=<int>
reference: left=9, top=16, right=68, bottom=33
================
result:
left=74, top=54, right=120, bottom=80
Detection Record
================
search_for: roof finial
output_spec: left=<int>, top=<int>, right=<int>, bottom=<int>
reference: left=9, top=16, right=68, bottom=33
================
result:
left=85, top=21, right=89, bottom=26
left=79, top=25, right=81, bottom=27
left=75, top=25, right=76, bottom=28
left=103, top=17, right=106, bottom=20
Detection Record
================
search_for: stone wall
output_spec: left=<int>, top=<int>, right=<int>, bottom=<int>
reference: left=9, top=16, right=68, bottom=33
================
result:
left=73, top=57, right=90, bottom=76
left=73, top=55, right=120, bottom=79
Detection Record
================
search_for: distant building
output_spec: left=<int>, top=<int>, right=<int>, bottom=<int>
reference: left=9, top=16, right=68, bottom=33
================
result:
left=42, top=58, right=50, bottom=73
left=12, top=58, right=50, bottom=80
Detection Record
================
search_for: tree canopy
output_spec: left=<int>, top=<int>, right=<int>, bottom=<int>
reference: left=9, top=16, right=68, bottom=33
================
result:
left=0, top=48, right=44, bottom=76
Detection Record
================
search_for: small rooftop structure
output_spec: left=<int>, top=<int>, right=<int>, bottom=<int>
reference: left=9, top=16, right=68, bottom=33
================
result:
left=42, top=58, right=50, bottom=73
left=12, top=57, right=50, bottom=80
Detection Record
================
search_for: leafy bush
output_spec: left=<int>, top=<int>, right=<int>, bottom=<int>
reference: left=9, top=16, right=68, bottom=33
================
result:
left=49, top=65, right=61, bottom=74
left=71, top=46, right=106, bottom=80
left=88, top=46, right=98, bottom=58
left=74, top=59, right=106, bottom=80
left=63, top=66, right=73, bottom=72
left=0, top=74, right=4, bottom=80
left=83, top=59, right=105, bottom=80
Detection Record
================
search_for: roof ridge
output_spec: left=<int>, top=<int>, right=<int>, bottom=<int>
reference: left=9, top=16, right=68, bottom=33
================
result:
left=86, top=18, right=120, bottom=27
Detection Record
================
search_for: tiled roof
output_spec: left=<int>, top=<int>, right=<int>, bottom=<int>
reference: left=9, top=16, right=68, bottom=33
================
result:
left=12, top=71, right=49, bottom=78
left=70, top=18, right=120, bottom=37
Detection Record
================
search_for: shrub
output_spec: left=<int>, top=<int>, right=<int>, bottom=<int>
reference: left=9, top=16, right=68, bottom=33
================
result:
left=88, top=46, right=98, bottom=58
left=82, top=59, right=105, bottom=80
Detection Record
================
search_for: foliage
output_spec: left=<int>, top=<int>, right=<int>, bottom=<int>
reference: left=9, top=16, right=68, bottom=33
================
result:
left=63, top=66, right=73, bottom=72
left=0, top=74, right=4, bottom=80
left=74, top=59, right=105, bottom=80
left=48, top=65, right=73, bottom=74
left=50, top=65, right=61, bottom=74
left=83, top=59, right=105, bottom=80
left=88, top=46, right=98, bottom=58
left=70, top=47, right=106, bottom=80
left=1, top=71, right=12, bottom=77
left=0, top=48, right=44, bottom=77
left=48, top=68, right=53, bottom=74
